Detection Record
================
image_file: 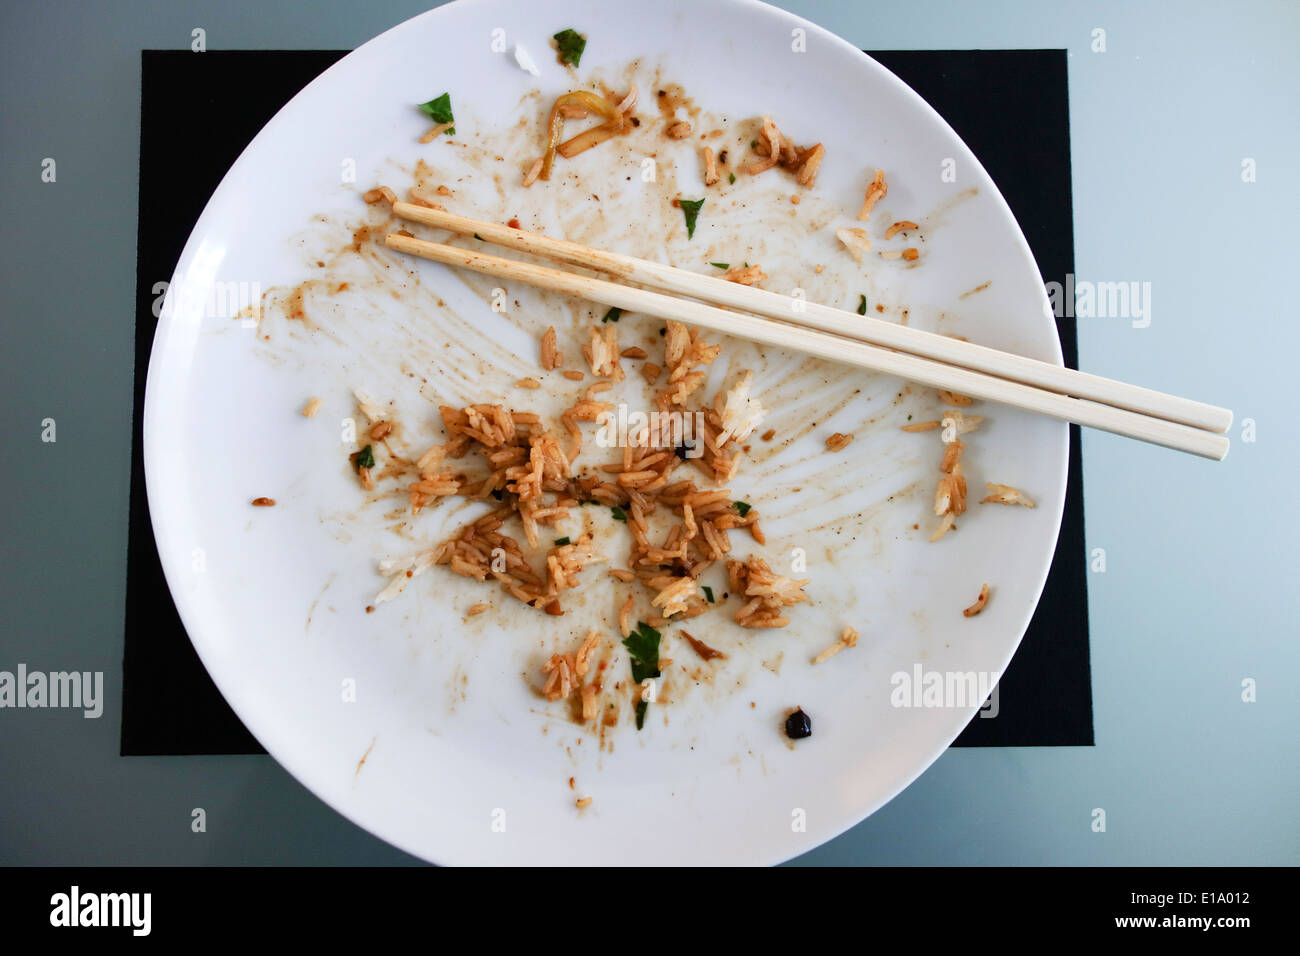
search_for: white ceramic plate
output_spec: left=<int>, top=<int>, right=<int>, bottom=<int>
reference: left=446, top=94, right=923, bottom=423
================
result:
left=145, top=0, right=1066, bottom=865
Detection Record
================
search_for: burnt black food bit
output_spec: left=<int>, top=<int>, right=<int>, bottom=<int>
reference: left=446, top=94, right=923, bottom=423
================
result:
left=785, top=708, right=812, bottom=740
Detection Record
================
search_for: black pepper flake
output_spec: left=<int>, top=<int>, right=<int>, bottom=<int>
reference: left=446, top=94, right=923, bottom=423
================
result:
left=785, top=708, right=812, bottom=740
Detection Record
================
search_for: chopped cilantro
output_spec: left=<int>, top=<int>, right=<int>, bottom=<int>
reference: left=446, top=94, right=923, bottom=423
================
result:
left=728, top=172, right=736, bottom=185
left=750, top=139, right=758, bottom=149
left=417, top=92, right=454, bottom=135
left=355, top=445, right=375, bottom=470
left=702, top=585, right=715, bottom=604
left=553, top=28, right=586, bottom=67
left=858, top=294, right=868, bottom=315
left=473, top=232, right=484, bottom=240
left=709, top=262, right=730, bottom=270
left=602, top=307, right=622, bottom=323
left=623, top=622, right=662, bottom=684
left=678, top=198, right=705, bottom=239
left=732, top=500, right=752, bottom=516
left=611, top=506, right=627, bottom=522
left=554, top=536, right=571, bottom=547
left=635, top=699, right=649, bottom=729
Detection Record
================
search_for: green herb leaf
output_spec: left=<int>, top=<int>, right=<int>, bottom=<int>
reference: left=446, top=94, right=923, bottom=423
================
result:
left=553, top=28, right=587, bottom=67
left=355, top=445, right=375, bottom=471
left=602, top=307, right=622, bottom=323
left=728, top=172, right=736, bottom=185
left=702, top=585, right=715, bottom=604
left=678, top=198, right=705, bottom=239
left=857, top=294, right=868, bottom=315
left=709, top=262, right=730, bottom=270
left=554, top=536, right=571, bottom=547
left=417, top=92, right=454, bottom=135
left=611, top=506, right=627, bottom=522
left=732, top=500, right=752, bottom=516
left=750, top=140, right=758, bottom=149
left=623, top=622, right=662, bottom=685
left=635, top=699, right=649, bottom=729
left=473, top=232, right=484, bottom=240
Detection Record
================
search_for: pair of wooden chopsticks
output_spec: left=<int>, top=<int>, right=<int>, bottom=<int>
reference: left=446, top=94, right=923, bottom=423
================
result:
left=383, top=202, right=1232, bottom=460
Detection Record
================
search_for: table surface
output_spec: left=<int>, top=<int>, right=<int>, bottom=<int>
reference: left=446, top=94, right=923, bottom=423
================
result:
left=0, top=0, right=1295, bottom=866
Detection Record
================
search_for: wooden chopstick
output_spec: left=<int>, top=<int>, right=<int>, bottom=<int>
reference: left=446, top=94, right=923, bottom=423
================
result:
left=391, top=202, right=1232, bottom=435
left=384, top=230, right=1229, bottom=461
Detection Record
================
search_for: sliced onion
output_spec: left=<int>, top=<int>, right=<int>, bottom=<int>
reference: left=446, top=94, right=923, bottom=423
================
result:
left=557, top=120, right=623, bottom=158
left=540, top=91, right=625, bottom=180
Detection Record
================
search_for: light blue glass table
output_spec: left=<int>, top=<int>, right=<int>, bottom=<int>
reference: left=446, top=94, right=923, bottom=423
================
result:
left=0, top=0, right=1294, bottom=865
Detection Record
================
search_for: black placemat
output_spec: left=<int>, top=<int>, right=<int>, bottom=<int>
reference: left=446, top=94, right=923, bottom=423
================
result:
left=123, top=49, right=1091, bottom=755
